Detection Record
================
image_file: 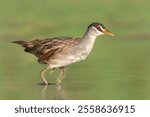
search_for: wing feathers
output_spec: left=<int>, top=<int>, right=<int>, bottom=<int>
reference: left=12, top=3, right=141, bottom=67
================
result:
left=12, top=37, right=80, bottom=64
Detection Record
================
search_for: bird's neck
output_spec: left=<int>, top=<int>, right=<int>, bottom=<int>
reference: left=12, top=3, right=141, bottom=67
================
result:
left=80, top=29, right=99, bottom=46
left=73, top=29, right=100, bottom=61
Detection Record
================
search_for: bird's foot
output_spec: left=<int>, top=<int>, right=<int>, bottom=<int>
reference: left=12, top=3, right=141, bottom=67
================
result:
left=38, top=82, right=49, bottom=85
left=56, top=80, right=62, bottom=85
left=38, top=82, right=57, bottom=85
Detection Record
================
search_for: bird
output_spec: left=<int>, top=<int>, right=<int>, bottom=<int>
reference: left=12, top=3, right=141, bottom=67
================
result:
left=12, top=22, right=114, bottom=85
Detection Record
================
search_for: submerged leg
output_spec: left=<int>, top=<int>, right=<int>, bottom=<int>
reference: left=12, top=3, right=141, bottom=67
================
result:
left=56, top=67, right=66, bottom=84
left=40, top=67, right=49, bottom=85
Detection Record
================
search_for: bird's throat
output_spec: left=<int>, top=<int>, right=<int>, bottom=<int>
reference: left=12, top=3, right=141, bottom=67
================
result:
left=80, top=30, right=98, bottom=48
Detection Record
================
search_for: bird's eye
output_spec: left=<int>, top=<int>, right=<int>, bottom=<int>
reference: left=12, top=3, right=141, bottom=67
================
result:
left=95, top=25, right=102, bottom=32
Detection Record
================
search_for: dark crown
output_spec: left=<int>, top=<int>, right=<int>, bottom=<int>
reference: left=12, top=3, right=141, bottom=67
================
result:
left=88, top=22, right=106, bottom=31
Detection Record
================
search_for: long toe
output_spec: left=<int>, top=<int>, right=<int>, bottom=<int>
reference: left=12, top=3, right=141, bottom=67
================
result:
left=56, top=80, right=62, bottom=85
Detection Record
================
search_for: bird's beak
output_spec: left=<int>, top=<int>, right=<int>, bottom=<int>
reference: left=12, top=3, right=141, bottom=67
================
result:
left=103, top=29, right=114, bottom=36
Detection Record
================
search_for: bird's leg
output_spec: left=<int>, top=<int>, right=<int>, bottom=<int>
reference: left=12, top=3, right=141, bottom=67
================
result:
left=40, top=67, right=49, bottom=85
left=50, top=68, right=55, bottom=75
left=56, top=67, right=66, bottom=84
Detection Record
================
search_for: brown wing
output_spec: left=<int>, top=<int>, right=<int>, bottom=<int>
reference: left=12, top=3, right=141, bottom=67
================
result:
left=12, top=39, right=41, bottom=48
left=25, top=37, right=81, bottom=64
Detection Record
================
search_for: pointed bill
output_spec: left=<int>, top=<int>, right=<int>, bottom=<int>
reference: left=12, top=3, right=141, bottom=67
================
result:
left=103, top=29, right=114, bottom=36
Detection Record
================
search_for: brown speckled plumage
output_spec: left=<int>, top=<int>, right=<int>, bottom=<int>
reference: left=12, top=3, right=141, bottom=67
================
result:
left=13, top=37, right=80, bottom=64
left=12, top=22, right=113, bottom=85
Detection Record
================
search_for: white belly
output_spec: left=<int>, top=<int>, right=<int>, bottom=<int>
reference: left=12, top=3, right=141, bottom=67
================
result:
left=49, top=50, right=90, bottom=68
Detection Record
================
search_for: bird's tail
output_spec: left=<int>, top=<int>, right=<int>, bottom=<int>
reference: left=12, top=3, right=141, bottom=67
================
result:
left=11, top=41, right=34, bottom=48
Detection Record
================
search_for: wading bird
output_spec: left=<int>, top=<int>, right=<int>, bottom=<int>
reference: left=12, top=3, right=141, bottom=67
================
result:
left=12, top=22, right=114, bottom=85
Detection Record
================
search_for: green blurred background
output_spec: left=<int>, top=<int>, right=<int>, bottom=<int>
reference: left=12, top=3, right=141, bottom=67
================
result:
left=0, top=0, right=150, bottom=99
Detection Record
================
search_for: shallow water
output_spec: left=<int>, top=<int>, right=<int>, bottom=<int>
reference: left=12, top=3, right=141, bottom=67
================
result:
left=1, top=0, right=150, bottom=100
left=1, top=38, right=150, bottom=100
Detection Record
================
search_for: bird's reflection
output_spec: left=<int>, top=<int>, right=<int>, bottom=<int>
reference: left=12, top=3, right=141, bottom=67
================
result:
left=40, top=83, right=66, bottom=100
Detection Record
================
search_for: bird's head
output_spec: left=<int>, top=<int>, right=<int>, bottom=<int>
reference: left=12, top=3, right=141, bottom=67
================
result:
left=87, top=22, right=114, bottom=37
